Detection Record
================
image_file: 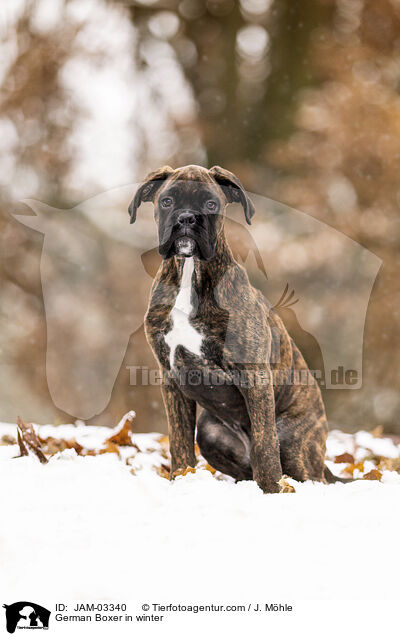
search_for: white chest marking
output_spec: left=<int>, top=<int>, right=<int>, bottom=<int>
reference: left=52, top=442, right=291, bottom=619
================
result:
left=165, top=257, right=203, bottom=369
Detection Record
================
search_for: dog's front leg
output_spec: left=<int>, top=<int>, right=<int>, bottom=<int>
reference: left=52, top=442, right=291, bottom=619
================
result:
left=240, top=372, right=282, bottom=493
left=161, top=372, right=197, bottom=476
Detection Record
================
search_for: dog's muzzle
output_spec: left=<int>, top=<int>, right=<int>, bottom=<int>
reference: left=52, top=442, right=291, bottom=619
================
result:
left=171, top=211, right=198, bottom=257
left=159, top=209, right=216, bottom=260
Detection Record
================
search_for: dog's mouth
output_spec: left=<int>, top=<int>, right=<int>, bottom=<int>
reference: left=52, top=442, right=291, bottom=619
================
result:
left=174, top=236, right=197, bottom=257
left=159, top=226, right=214, bottom=260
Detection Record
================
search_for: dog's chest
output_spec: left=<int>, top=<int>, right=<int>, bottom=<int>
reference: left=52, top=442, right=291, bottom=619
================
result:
left=164, top=257, right=204, bottom=369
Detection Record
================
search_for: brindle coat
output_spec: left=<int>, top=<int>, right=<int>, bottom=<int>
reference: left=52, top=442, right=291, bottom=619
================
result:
left=129, top=165, right=334, bottom=494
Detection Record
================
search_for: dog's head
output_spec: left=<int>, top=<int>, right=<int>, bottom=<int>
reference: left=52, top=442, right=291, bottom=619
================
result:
left=128, top=164, right=255, bottom=260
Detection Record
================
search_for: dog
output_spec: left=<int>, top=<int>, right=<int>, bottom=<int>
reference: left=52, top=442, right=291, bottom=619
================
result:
left=129, top=164, right=338, bottom=493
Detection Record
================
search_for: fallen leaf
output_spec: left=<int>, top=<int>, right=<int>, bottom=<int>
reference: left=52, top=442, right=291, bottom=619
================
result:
left=38, top=436, right=83, bottom=455
left=17, top=429, right=28, bottom=457
left=156, top=465, right=170, bottom=479
left=125, top=455, right=137, bottom=466
left=363, top=452, right=381, bottom=464
left=204, top=463, right=216, bottom=475
left=171, top=466, right=197, bottom=479
left=99, top=441, right=120, bottom=456
left=278, top=477, right=296, bottom=493
left=106, top=411, right=137, bottom=446
left=334, top=452, right=355, bottom=464
left=371, top=425, right=384, bottom=438
left=363, top=469, right=382, bottom=481
left=16, top=417, right=48, bottom=464
left=378, top=457, right=400, bottom=473
left=1, top=434, right=16, bottom=446
left=157, top=435, right=170, bottom=460
left=343, top=461, right=364, bottom=476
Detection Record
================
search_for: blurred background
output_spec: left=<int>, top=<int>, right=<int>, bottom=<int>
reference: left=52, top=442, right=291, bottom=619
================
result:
left=1, top=0, right=399, bottom=433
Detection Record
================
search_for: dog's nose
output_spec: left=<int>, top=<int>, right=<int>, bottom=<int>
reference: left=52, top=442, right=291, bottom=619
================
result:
left=177, top=212, right=196, bottom=226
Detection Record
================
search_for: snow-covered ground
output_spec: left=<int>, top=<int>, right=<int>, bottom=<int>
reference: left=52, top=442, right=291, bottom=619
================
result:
left=1, top=416, right=399, bottom=610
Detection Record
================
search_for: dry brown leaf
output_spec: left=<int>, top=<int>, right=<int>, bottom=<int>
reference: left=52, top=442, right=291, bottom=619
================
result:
left=172, top=466, right=196, bottom=479
left=99, top=441, right=120, bottom=456
left=106, top=412, right=137, bottom=446
left=204, top=463, right=216, bottom=475
left=1, top=434, right=16, bottom=446
left=16, top=417, right=48, bottom=464
left=363, top=469, right=382, bottom=481
left=194, top=442, right=201, bottom=457
left=343, top=461, right=364, bottom=476
left=334, top=452, right=355, bottom=464
left=363, top=452, right=381, bottom=464
left=17, top=429, right=28, bottom=457
left=38, top=436, right=84, bottom=456
left=371, top=425, right=384, bottom=438
left=278, top=477, right=296, bottom=493
left=125, top=455, right=137, bottom=466
left=156, top=465, right=170, bottom=479
left=157, top=435, right=170, bottom=459
left=378, top=457, right=400, bottom=473
left=64, top=439, right=84, bottom=454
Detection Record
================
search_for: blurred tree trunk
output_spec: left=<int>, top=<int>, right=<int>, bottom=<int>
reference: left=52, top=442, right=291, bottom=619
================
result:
left=124, top=0, right=332, bottom=174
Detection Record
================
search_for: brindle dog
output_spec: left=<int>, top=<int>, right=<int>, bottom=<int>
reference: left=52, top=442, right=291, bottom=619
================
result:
left=129, top=164, right=338, bottom=493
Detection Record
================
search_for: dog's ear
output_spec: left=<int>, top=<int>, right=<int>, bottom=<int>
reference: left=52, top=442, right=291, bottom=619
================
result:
left=209, top=165, right=255, bottom=225
left=129, top=166, right=174, bottom=223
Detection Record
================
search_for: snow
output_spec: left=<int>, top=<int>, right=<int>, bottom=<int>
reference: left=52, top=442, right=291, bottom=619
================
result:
left=0, top=420, right=399, bottom=608
left=326, top=427, right=400, bottom=460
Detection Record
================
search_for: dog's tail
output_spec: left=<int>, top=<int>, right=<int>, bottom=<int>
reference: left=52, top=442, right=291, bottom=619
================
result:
left=324, top=465, right=354, bottom=484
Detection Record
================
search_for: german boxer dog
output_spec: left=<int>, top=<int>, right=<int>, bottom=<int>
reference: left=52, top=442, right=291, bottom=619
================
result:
left=129, top=165, right=338, bottom=493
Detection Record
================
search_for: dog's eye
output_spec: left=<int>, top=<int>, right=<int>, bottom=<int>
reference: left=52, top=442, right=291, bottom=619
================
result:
left=161, top=197, right=173, bottom=208
left=206, top=200, right=217, bottom=211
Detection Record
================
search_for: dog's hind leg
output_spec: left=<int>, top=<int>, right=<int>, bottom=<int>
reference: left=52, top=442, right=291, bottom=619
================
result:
left=277, top=414, right=328, bottom=482
left=196, top=410, right=252, bottom=481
